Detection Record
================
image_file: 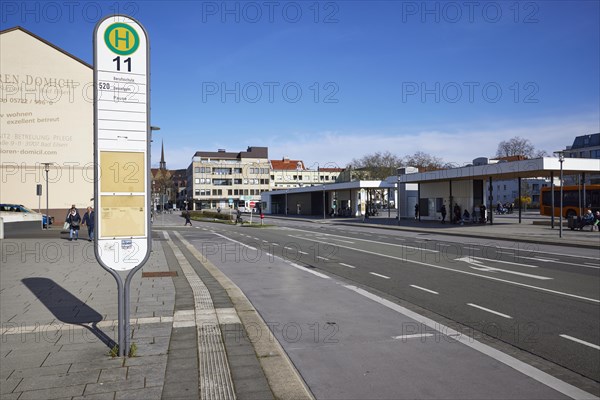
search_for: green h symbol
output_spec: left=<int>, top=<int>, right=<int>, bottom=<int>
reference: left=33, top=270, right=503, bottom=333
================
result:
left=113, top=29, right=130, bottom=49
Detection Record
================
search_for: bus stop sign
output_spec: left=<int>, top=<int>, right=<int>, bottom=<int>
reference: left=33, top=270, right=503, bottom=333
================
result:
left=94, top=15, right=150, bottom=271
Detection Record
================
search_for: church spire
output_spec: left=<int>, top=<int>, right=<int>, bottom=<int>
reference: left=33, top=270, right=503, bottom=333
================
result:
left=159, top=140, right=166, bottom=170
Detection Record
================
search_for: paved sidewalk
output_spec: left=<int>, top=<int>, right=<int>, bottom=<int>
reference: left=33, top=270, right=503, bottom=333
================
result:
left=0, top=228, right=307, bottom=399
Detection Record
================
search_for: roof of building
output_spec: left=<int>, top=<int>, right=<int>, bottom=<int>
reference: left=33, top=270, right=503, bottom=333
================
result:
left=0, top=26, right=92, bottom=68
left=270, top=158, right=305, bottom=170
left=399, top=157, right=600, bottom=183
left=569, top=133, right=600, bottom=150
left=194, top=146, right=268, bottom=160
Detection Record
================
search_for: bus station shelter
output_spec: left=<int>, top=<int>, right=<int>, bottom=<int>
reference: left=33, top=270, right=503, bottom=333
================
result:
left=262, top=180, right=397, bottom=218
left=398, top=157, right=600, bottom=226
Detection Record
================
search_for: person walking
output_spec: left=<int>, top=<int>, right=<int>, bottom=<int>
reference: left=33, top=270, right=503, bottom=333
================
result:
left=414, top=203, right=419, bottom=220
left=67, top=208, right=81, bottom=241
left=82, top=206, right=95, bottom=241
left=184, top=210, right=192, bottom=226
left=440, top=204, right=447, bottom=224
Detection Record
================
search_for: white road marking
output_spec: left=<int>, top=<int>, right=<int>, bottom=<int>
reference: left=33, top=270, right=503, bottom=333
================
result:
left=344, top=285, right=597, bottom=400
left=317, top=256, right=330, bottom=261
left=410, top=285, right=439, bottom=295
left=463, top=246, right=479, bottom=251
left=392, top=333, right=435, bottom=340
left=455, top=257, right=551, bottom=280
left=470, top=256, right=539, bottom=269
left=339, top=263, right=356, bottom=269
left=290, top=236, right=598, bottom=303
left=370, top=272, right=391, bottom=279
left=272, top=243, right=280, bottom=246
left=286, top=231, right=438, bottom=253
left=467, top=303, right=512, bottom=319
left=211, top=232, right=330, bottom=280
left=559, top=334, right=600, bottom=351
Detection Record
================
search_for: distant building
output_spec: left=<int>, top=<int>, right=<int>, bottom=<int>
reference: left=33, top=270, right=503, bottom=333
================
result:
left=563, top=133, right=600, bottom=159
left=563, top=133, right=600, bottom=184
left=186, top=147, right=270, bottom=210
left=269, top=158, right=343, bottom=189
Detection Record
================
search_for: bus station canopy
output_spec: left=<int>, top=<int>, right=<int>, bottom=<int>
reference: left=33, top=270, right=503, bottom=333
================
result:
left=398, top=157, right=600, bottom=184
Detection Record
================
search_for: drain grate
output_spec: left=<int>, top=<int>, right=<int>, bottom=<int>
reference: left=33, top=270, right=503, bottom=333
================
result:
left=142, top=271, right=178, bottom=278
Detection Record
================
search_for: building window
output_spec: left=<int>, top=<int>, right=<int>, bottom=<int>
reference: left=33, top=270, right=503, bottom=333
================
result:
left=194, top=167, right=200, bottom=173
left=195, top=178, right=200, bottom=184
left=234, top=179, right=242, bottom=184
left=234, top=168, right=243, bottom=174
left=228, top=189, right=233, bottom=195
left=195, top=190, right=200, bottom=196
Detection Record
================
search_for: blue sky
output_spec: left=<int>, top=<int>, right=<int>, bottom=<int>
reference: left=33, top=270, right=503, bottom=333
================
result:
left=2, top=0, right=599, bottom=170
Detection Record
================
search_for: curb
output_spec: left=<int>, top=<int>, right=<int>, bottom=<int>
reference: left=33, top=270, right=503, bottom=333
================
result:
left=172, top=231, right=315, bottom=400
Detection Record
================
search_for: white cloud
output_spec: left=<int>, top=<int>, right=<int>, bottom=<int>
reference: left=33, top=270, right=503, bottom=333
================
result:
left=161, top=114, right=599, bottom=170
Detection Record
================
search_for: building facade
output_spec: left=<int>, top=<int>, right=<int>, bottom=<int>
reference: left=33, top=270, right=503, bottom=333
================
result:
left=269, top=158, right=343, bottom=189
left=0, top=27, right=94, bottom=220
left=186, top=147, right=270, bottom=210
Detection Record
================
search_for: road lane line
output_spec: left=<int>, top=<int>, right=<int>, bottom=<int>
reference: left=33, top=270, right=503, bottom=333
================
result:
left=559, top=335, right=600, bottom=351
left=339, top=263, right=356, bottom=269
left=370, top=272, right=390, bottom=279
left=285, top=231, right=438, bottom=253
left=392, top=333, right=435, bottom=340
left=467, top=303, right=512, bottom=319
left=410, top=285, right=439, bottom=295
left=344, top=285, right=598, bottom=400
left=317, top=256, right=330, bottom=261
left=463, top=246, right=479, bottom=251
left=211, top=232, right=330, bottom=280
left=288, top=235, right=599, bottom=303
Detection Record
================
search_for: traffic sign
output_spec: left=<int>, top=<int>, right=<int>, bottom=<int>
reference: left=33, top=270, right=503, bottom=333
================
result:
left=94, top=15, right=150, bottom=272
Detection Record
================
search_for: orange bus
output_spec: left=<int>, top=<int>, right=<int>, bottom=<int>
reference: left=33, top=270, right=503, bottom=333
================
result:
left=540, top=184, right=600, bottom=218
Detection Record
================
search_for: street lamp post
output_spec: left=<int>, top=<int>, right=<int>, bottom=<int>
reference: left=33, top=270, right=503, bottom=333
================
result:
left=43, top=163, right=51, bottom=229
left=553, top=151, right=565, bottom=238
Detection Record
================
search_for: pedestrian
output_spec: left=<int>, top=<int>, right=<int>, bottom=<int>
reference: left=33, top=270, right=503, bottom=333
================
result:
left=82, top=206, right=95, bottom=241
left=184, top=210, right=192, bottom=226
left=414, top=203, right=419, bottom=219
left=440, top=204, right=447, bottom=224
left=66, top=207, right=81, bottom=241
left=453, top=204, right=461, bottom=224
left=480, top=204, right=487, bottom=223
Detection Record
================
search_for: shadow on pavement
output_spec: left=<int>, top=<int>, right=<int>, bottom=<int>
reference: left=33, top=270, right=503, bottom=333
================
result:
left=22, top=277, right=116, bottom=349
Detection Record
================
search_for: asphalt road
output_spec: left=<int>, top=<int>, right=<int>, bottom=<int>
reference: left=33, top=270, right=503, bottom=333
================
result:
left=180, top=218, right=600, bottom=385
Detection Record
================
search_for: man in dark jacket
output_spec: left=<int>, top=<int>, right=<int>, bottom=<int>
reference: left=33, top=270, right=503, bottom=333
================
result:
left=82, top=207, right=95, bottom=241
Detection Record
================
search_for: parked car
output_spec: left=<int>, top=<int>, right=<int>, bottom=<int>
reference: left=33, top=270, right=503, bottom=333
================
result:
left=0, top=204, right=52, bottom=227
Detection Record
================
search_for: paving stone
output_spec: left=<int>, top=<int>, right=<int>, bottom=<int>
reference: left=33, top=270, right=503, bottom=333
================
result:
left=160, top=384, right=198, bottom=400
left=115, top=386, right=162, bottom=400
left=233, top=376, right=272, bottom=394
left=42, top=349, right=109, bottom=366
left=0, top=393, right=22, bottom=400
left=123, top=354, right=167, bottom=367
left=0, top=377, right=22, bottom=394
left=17, top=384, right=86, bottom=400
left=8, top=363, right=70, bottom=379
left=227, top=354, right=262, bottom=369
left=16, top=369, right=100, bottom=392
left=127, top=363, right=167, bottom=383
left=84, top=375, right=145, bottom=395
left=0, top=352, right=50, bottom=370
left=72, top=393, right=116, bottom=400
left=98, top=367, right=128, bottom=383
left=237, top=389, right=275, bottom=400
left=68, top=358, right=124, bottom=372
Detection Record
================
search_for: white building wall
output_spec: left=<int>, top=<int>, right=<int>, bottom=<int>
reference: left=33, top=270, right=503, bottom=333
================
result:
left=0, top=29, right=94, bottom=217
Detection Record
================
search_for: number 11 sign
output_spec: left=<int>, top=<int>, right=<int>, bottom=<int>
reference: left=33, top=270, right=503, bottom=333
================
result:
left=94, top=15, right=150, bottom=272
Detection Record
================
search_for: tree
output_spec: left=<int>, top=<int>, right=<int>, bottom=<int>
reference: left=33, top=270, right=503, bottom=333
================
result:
left=495, top=136, right=547, bottom=159
left=348, top=151, right=402, bottom=180
left=402, top=151, right=447, bottom=172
